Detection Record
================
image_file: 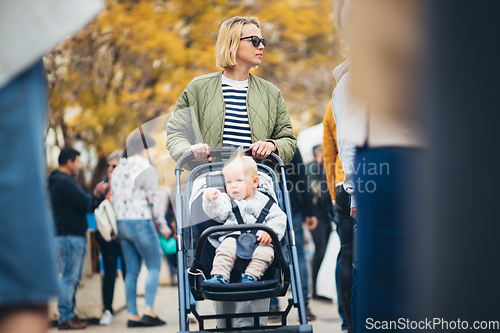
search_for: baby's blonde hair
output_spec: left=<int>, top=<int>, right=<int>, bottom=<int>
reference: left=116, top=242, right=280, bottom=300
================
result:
left=223, top=149, right=258, bottom=178
left=215, top=16, right=261, bottom=69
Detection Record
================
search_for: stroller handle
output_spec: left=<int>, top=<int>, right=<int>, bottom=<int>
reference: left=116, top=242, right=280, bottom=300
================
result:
left=175, top=148, right=285, bottom=172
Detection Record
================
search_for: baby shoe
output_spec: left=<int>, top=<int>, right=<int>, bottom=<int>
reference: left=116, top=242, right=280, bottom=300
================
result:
left=204, top=275, right=229, bottom=284
left=241, top=274, right=256, bottom=283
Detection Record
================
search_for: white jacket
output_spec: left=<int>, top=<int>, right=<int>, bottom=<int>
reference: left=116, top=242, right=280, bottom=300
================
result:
left=202, top=190, right=286, bottom=248
left=332, top=60, right=359, bottom=207
left=111, top=156, right=169, bottom=233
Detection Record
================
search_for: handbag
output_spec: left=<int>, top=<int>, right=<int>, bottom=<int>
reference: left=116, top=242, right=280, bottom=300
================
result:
left=94, top=199, right=118, bottom=242
left=159, top=234, right=177, bottom=255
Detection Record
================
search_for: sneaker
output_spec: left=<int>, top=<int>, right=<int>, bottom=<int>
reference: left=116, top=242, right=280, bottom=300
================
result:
left=204, top=275, right=229, bottom=284
left=99, top=310, right=113, bottom=326
left=187, top=313, right=197, bottom=323
left=241, top=274, right=256, bottom=283
left=305, top=305, right=316, bottom=321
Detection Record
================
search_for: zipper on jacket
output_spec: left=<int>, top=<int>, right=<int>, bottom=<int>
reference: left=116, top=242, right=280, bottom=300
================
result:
left=219, top=72, right=226, bottom=146
left=246, top=74, right=254, bottom=143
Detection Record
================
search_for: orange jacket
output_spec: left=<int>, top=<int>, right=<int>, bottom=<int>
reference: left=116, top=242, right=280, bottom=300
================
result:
left=322, top=99, right=345, bottom=201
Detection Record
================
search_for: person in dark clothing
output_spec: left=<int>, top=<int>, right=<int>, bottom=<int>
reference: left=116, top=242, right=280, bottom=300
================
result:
left=48, top=147, right=108, bottom=330
left=270, top=149, right=318, bottom=321
left=309, top=145, right=334, bottom=300
left=164, top=201, right=177, bottom=285
left=94, top=150, right=126, bottom=326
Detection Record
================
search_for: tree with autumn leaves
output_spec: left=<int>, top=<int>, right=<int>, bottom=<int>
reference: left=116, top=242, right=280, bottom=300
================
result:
left=44, top=0, right=343, bottom=188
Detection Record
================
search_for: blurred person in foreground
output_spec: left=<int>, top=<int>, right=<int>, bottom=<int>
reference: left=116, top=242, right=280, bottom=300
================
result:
left=323, top=99, right=354, bottom=332
left=334, top=0, right=425, bottom=331
left=111, top=132, right=171, bottom=328
left=0, top=1, right=103, bottom=332
left=49, top=147, right=108, bottom=329
left=93, top=150, right=126, bottom=326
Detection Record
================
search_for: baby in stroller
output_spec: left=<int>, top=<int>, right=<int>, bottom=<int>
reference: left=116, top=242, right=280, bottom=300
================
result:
left=202, top=151, right=287, bottom=284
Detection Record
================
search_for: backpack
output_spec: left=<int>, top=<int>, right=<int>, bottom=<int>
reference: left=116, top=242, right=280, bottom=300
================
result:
left=94, top=199, right=118, bottom=242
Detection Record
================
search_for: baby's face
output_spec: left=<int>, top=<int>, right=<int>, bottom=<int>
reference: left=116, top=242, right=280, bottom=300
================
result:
left=223, top=164, right=258, bottom=201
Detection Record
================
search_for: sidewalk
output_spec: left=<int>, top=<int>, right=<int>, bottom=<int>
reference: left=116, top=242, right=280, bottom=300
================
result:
left=49, top=285, right=344, bottom=333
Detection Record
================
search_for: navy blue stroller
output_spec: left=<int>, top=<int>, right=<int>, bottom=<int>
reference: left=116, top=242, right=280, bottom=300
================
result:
left=174, top=148, right=312, bottom=333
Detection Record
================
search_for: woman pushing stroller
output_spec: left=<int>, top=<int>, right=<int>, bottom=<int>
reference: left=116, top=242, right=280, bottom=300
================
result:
left=166, top=15, right=297, bottom=330
left=202, top=151, right=286, bottom=284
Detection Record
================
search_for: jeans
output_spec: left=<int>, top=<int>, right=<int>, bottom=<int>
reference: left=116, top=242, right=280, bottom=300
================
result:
left=55, top=235, right=87, bottom=324
left=97, top=232, right=126, bottom=314
left=0, top=60, right=59, bottom=305
left=351, top=218, right=358, bottom=333
left=354, top=147, right=420, bottom=332
left=118, top=219, right=161, bottom=315
left=311, top=213, right=332, bottom=293
left=270, top=211, right=309, bottom=309
left=292, top=211, right=310, bottom=305
left=336, top=186, right=354, bottom=332
left=336, top=257, right=347, bottom=330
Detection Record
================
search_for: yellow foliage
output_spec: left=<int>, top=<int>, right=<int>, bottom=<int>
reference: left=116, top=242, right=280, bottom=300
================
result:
left=45, top=0, right=343, bottom=163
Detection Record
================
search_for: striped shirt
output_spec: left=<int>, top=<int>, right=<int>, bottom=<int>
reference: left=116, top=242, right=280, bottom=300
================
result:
left=221, top=75, right=252, bottom=148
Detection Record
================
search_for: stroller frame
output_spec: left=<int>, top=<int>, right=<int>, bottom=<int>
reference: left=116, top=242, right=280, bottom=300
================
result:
left=174, top=148, right=312, bottom=333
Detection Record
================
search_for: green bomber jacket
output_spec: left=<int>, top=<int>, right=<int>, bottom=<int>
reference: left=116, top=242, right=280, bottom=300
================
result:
left=166, top=71, right=297, bottom=164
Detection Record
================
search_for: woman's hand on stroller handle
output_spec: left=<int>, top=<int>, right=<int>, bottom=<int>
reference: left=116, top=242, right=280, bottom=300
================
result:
left=257, top=231, right=272, bottom=246
left=249, top=141, right=276, bottom=160
left=190, top=143, right=212, bottom=161
left=205, top=188, right=219, bottom=202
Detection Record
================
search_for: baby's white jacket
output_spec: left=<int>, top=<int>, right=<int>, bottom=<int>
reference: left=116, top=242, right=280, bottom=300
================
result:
left=202, top=189, right=287, bottom=248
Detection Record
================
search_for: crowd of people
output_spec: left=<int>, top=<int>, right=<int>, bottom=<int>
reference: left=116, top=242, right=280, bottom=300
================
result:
left=41, top=15, right=341, bottom=331
left=0, top=2, right=345, bottom=330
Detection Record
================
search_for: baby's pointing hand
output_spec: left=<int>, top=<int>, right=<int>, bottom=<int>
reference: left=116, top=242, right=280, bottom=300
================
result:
left=205, top=188, right=219, bottom=202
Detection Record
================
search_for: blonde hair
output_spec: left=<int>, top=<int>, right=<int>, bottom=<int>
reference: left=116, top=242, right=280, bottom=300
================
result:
left=215, top=16, right=261, bottom=69
left=223, top=150, right=258, bottom=178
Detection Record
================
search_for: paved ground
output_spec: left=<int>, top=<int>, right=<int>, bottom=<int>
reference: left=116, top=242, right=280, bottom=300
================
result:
left=49, top=285, right=344, bottom=333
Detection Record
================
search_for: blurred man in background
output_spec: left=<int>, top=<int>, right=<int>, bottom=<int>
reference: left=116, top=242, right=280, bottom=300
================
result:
left=49, top=147, right=107, bottom=329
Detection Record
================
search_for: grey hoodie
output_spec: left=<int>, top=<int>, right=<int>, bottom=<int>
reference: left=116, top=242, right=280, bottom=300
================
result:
left=332, top=60, right=358, bottom=207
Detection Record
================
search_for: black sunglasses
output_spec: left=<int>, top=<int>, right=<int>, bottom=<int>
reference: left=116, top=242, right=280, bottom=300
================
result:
left=240, top=35, right=266, bottom=49
left=107, top=164, right=117, bottom=169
